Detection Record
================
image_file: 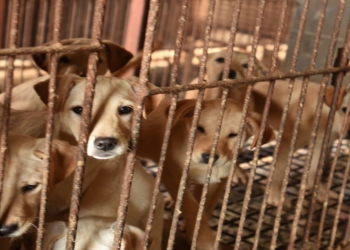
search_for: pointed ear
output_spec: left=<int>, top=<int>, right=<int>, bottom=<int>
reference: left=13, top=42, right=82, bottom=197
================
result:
left=165, top=99, right=197, bottom=126
left=325, top=86, right=347, bottom=110
left=33, top=74, right=81, bottom=113
left=31, top=41, right=55, bottom=72
left=246, top=112, right=275, bottom=150
left=102, top=40, right=133, bottom=73
left=34, top=140, right=77, bottom=190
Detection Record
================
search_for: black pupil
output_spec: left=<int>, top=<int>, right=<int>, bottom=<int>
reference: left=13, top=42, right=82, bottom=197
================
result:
left=197, top=126, right=205, bottom=133
left=119, top=106, right=132, bottom=115
left=242, top=63, right=248, bottom=68
left=342, top=107, right=347, bottom=113
left=72, top=106, right=83, bottom=115
left=216, top=57, right=225, bottom=63
left=59, top=56, right=70, bottom=64
left=228, top=133, right=238, bottom=138
left=22, top=184, right=38, bottom=193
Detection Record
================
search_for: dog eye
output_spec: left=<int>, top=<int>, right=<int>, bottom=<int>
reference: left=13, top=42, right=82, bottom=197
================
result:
left=197, top=126, right=205, bottom=134
left=242, top=63, right=249, bottom=68
left=119, top=106, right=133, bottom=115
left=215, top=57, right=225, bottom=63
left=71, top=106, right=83, bottom=115
left=228, top=133, right=238, bottom=138
left=59, top=56, right=70, bottom=64
left=22, top=184, right=39, bottom=193
left=342, top=107, right=347, bottom=113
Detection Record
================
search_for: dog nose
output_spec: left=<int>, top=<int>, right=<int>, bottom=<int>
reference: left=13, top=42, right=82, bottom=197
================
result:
left=201, top=153, right=219, bottom=164
left=228, top=70, right=236, bottom=79
left=78, top=72, right=86, bottom=77
left=347, top=130, right=350, bottom=139
left=0, top=224, right=18, bottom=236
left=94, top=138, right=118, bottom=151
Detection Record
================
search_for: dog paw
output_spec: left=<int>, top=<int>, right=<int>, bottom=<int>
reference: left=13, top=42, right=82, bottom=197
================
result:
left=267, top=191, right=292, bottom=210
left=316, top=183, right=339, bottom=202
left=233, top=166, right=248, bottom=185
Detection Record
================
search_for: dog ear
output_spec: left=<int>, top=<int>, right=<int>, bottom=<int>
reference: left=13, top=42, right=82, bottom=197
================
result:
left=31, top=41, right=55, bottom=72
left=33, top=74, right=81, bottom=113
left=324, top=85, right=347, bottom=110
left=165, top=99, right=197, bottom=126
left=34, top=140, right=77, bottom=190
left=255, top=59, right=269, bottom=76
left=102, top=40, right=133, bottom=73
left=246, top=112, right=275, bottom=150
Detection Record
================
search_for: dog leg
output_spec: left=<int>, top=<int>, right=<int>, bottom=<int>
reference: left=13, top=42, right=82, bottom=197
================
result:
left=162, top=163, right=217, bottom=249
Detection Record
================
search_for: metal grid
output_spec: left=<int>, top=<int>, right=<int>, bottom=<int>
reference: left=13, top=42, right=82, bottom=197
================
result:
left=0, top=0, right=349, bottom=250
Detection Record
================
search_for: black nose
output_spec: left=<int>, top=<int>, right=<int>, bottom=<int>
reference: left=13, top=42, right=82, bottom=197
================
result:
left=201, top=153, right=219, bottom=164
left=78, top=72, right=86, bottom=77
left=218, top=70, right=236, bottom=80
left=94, top=137, right=118, bottom=151
left=0, top=224, right=18, bottom=236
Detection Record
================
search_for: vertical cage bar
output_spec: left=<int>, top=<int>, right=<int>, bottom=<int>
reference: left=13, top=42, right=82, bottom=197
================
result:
left=166, top=0, right=216, bottom=249
left=111, top=1, right=160, bottom=249
left=143, top=0, right=189, bottom=248
left=35, top=0, right=62, bottom=248
left=252, top=0, right=289, bottom=247
left=303, top=2, right=345, bottom=248
left=0, top=0, right=19, bottom=218
left=65, top=1, right=106, bottom=249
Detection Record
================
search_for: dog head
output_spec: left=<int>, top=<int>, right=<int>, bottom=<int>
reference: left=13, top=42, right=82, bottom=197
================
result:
left=325, top=85, right=350, bottom=139
left=32, top=38, right=133, bottom=76
left=205, top=50, right=268, bottom=83
left=34, top=75, right=157, bottom=160
left=0, top=134, right=76, bottom=237
left=170, top=99, right=275, bottom=184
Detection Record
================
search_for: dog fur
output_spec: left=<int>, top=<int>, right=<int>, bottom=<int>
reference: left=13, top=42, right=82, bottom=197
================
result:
left=184, top=49, right=268, bottom=110
left=0, top=38, right=133, bottom=111
left=137, top=97, right=275, bottom=248
left=252, top=80, right=350, bottom=207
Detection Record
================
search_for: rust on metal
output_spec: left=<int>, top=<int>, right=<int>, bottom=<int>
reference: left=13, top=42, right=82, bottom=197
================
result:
left=65, top=0, right=106, bottom=249
left=36, top=0, right=62, bottom=249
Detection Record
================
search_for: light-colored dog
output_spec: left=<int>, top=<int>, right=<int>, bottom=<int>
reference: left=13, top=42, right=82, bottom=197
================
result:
left=252, top=80, right=350, bottom=207
left=185, top=49, right=268, bottom=110
left=0, top=134, right=77, bottom=250
left=29, top=75, right=164, bottom=249
left=0, top=38, right=133, bottom=111
left=137, top=97, right=275, bottom=248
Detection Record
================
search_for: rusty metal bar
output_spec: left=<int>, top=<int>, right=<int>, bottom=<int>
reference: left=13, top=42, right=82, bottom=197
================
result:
left=0, top=43, right=103, bottom=56
left=210, top=0, right=244, bottom=248
left=268, top=0, right=311, bottom=248
left=252, top=0, right=289, bottom=248
left=0, top=0, right=19, bottom=227
left=232, top=0, right=267, bottom=248
left=143, top=0, right=189, bottom=248
left=166, top=0, right=216, bottom=249
left=312, top=13, right=350, bottom=250
left=35, top=0, right=62, bottom=248
left=147, top=65, right=350, bottom=96
left=65, top=1, right=106, bottom=249
left=303, top=2, right=345, bottom=247
left=111, top=1, right=160, bottom=249
left=288, top=0, right=328, bottom=248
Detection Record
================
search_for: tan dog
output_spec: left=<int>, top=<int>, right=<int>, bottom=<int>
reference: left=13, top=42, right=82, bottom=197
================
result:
left=137, top=98, right=275, bottom=248
left=27, top=75, right=164, bottom=249
left=0, top=38, right=133, bottom=111
left=252, top=80, right=350, bottom=207
left=0, top=133, right=77, bottom=238
left=185, top=49, right=268, bottom=110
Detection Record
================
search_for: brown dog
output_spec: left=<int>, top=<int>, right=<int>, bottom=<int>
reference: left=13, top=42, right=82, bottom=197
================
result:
left=0, top=133, right=77, bottom=238
left=185, top=49, right=268, bottom=110
left=0, top=38, right=133, bottom=111
left=137, top=97, right=275, bottom=248
left=252, top=80, right=350, bottom=207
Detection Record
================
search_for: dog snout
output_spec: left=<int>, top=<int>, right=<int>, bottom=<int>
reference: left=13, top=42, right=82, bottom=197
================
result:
left=218, top=70, right=236, bottom=80
left=201, top=153, right=219, bottom=164
left=94, top=137, right=118, bottom=151
left=0, top=224, right=18, bottom=236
